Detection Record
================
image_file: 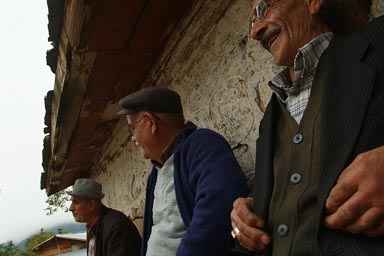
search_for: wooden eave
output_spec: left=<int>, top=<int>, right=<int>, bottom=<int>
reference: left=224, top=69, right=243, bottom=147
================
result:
left=42, top=0, right=195, bottom=195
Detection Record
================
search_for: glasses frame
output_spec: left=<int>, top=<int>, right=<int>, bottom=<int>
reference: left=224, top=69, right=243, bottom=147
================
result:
left=127, top=115, right=147, bottom=135
left=126, top=113, right=161, bottom=136
left=250, top=0, right=269, bottom=31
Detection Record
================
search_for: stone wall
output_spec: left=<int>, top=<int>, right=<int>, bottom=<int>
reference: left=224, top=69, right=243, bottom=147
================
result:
left=91, top=0, right=384, bottom=231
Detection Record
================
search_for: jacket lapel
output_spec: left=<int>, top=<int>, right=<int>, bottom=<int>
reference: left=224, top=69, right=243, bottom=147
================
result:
left=253, top=94, right=280, bottom=220
left=318, top=33, right=376, bottom=208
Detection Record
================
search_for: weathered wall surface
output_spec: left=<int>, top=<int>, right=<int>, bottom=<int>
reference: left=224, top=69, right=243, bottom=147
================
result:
left=91, top=0, right=384, bottom=231
left=144, top=0, right=275, bottom=183
left=373, top=0, right=384, bottom=16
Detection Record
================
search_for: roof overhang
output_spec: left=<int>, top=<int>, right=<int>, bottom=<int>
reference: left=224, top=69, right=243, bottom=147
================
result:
left=42, top=0, right=196, bottom=195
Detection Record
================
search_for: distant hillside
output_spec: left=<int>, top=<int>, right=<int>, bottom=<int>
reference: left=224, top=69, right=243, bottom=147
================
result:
left=45, top=222, right=86, bottom=234
left=17, top=222, right=86, bottom=250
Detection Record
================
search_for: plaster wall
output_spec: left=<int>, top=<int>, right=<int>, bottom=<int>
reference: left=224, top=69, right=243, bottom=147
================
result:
left=91, top=0, right=384, bottom=231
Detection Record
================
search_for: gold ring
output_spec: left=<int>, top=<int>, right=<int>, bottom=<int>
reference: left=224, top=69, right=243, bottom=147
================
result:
left=231, top=227, right=240, bottom=238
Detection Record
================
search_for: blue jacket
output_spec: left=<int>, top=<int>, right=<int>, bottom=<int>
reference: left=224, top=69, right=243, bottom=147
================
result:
left=142, top=122, right=248, bottom=256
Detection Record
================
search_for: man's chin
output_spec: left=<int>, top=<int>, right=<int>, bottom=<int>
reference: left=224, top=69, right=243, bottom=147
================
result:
left=73, top=216, right=82, bottom=223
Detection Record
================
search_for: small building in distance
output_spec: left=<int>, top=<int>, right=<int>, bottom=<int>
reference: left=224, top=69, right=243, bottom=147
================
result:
left=32, top=232, right=86, bottom=256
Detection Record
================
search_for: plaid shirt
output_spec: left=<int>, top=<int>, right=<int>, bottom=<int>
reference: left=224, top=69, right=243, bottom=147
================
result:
left=269, top=32, right=333, bottom=124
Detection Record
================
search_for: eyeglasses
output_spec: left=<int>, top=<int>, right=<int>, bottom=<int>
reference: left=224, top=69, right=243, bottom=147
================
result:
left=126, top=114, right=161, bottom=135
left=250, top=0, right=269, bottom=30
left=127, top=115, right=147, bottom=135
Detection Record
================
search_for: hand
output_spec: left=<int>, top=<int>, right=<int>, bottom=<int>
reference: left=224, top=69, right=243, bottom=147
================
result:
left=231, top=197, right=271, bottom=252
left=324, top=145, right=384, bottom=237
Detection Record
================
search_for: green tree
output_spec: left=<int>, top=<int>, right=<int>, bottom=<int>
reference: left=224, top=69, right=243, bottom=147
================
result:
left=0, top=241, right=22, bottom=256
left=0, top=229, right=56, bottom=256
left=45, top=189, right=70, bottom=215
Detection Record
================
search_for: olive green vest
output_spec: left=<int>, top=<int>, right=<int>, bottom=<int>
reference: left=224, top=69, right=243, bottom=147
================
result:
left=268, top=56, right=325, bottom=256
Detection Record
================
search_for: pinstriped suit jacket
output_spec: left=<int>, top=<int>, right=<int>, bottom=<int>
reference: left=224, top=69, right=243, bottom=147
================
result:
left=252, top=15, right=384, bottom=256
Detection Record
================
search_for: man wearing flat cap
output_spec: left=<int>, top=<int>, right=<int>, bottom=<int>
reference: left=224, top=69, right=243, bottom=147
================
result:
left=68, top=178, right=141, bottom=256
left=118, top=87, right=248, bottom=256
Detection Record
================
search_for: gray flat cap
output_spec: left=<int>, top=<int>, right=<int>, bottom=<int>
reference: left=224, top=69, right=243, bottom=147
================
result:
left=67, top=178, right=105, bottom=200
left=118, top=87, right=183, bottom=115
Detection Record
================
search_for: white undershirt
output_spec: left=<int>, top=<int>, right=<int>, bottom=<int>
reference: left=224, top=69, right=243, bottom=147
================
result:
left=146, top=155, right=186, bottom=256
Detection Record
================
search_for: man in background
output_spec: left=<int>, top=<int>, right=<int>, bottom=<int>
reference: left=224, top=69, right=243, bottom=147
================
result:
left=68, top=178, right=141, bottom=256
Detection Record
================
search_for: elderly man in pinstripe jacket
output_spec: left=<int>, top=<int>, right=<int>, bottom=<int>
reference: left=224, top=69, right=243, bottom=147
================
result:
left=230, top=0, right=384, bottom=255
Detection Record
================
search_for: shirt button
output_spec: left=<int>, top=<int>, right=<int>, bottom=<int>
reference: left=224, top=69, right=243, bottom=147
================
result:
left=277, top=224, right=289, bottom=237
left=293, top=133, right=303, bottom=144
left=290, top=173, right=302, bottom=184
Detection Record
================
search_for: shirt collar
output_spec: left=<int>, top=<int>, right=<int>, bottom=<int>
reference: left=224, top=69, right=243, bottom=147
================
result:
left=151, top=140, right=175, bottom=168
left=269, top=32, right=334, bottom=101
left=86, top=218, right=99, bottom=237
left=295, top=32, right=334, bottom=76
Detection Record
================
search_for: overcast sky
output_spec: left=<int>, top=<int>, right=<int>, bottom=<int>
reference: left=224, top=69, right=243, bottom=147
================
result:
left=0, top=1, right=76, bottom=244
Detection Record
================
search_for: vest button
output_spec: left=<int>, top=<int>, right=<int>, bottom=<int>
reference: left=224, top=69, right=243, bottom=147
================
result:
left=293, top=133, right=303, bottom=144
left=277, top=224, right=289, bottom=237
left=290, top=173, right=302, bottom=184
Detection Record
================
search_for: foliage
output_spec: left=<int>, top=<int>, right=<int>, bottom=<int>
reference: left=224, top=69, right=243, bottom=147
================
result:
left=0, top=241, right=22, bottom=256
left=45, top=189, right=70, bottom=215
left=24, top=228, right=55, bottom=253
left=0, top=233, right=49, bottom=256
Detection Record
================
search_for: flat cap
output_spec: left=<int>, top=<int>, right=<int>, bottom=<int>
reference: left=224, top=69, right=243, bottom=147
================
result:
left=118, top=87, right=183, bottom=115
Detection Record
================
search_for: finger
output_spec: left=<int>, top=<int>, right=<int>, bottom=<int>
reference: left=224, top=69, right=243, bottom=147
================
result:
left=326, top=177, right=358, bottom=214
left=231, top=202, right=249, bottom=233
left=233, top=197, right=253, bottom=209
left=231, top=207, right=263, bottom=237
left=236, top=229, right=271, bottom=251
left=231, top=198, right=250, bottom=228
left=233, top=214, right=270, bottom=243
left=232, top=198, right=265, bottom=228
left=237, top=231, right=269, bottom=252
left=324, top=191, right=371, bottom=229
left=231, top=197, right=270, bottom=249
left=345, top=207, right=384, bottom=234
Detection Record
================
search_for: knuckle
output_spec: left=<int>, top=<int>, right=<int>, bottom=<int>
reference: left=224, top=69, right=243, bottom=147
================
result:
left=338, top=207, right=356, bottom=222
left=358, top=218, right=374, bottom=230
left=230, top=209, right=236, bottom=220
left=331, top=206, right=356, bottom=226
left=248, top=230, right=263, bottom=241
left=233, top=198, right=240, bottom=208
left=233, top=197, right=245, bottom=208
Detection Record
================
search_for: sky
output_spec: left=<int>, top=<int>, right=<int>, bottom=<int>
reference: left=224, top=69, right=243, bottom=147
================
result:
left=0, top=1, right=76, bottom=244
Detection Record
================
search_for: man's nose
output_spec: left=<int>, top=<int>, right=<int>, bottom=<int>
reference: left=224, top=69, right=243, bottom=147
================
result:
left=250, top=20, right=267, bottom=41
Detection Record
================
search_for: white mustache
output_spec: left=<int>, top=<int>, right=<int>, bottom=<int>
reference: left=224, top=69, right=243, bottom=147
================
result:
left=135, top=141, right=140, bottom=146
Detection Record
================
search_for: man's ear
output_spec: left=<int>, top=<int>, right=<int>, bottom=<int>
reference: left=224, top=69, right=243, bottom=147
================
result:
left=306, top=0, right=323, bottom=15
left=89, top=199, right=101, bottom=211
left=88, top=200, right=96, bottom=209
left=147, top=113, right=158, bottom=134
